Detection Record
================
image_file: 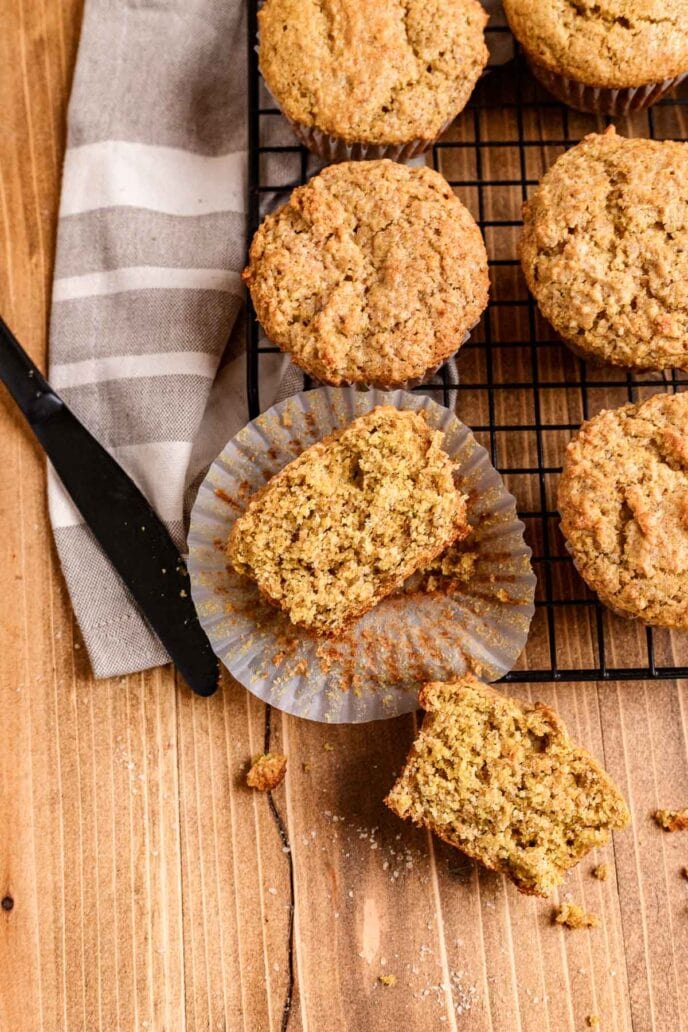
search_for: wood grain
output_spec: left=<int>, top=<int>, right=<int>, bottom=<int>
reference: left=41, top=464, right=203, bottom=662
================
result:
left=1, top=2, right=687, bottom=1030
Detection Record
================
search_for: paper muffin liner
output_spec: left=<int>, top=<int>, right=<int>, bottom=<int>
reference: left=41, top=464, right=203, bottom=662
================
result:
left=284, top=115, right=456, bottom=163
left=525, top=56, right=688, bottom=116
left=188, top=387, right=536, bottom=724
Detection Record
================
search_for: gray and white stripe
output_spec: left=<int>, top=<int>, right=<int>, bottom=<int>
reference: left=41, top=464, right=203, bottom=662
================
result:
left=49, top=0, right=249, bottom=677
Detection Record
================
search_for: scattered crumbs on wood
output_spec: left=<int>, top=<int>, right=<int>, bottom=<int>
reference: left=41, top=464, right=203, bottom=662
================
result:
left=246, top=753, right=287, bottom=791
left=302, top=762, right=311, bottom=773
left=323, top=742, right=334, bottom=752
left=654, top=808, right=688, bottom=832
left=592, top=864, right=608, bottom=881
left=378, top=974, right=397, bottom=987
left=553, top=903, right=599, bottom=930
left=586, top=1017, right=600, bottom=1028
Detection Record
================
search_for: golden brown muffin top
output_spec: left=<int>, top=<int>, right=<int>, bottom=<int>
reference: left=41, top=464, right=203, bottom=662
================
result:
left=521, top=129, right=688, bottom=372
left=503, top=0, right=688, bottom=88
left=258, top=0, right=489, bottom=145
left=227, top=407, right=469, bottom=636
left=243, top=160, right=489, bottom=388
left=558, top=391, right=688, bottom=629
left=385, top=676, right=630, bottom=897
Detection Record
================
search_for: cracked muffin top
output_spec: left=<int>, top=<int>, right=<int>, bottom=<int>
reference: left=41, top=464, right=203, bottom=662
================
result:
left=503, top=0, right=688, bottom=89
left=243, top=161, right=489, bottom=387
left=227, top=407, right=469, bottom=636
left=258, top=0, right=489, bottom=146
left=521, top=129, right=688, bottom=372
left=558, top=391, right=688, bottom=629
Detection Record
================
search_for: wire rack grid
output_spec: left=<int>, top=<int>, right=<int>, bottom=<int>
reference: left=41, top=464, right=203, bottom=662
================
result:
left=245, top=8, right=688, bottom=684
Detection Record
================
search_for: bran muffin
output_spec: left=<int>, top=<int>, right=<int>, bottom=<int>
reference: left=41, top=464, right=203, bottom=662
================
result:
left=521, top=129, right=688, bottom=373
left=258, top=0, right=489, bottom=160
left=558, top=391, right=688, bottom=629
left=227, top=407, right=469, bottom=636
left=503, top=0, right=688, bottom=115
left=243, top=161, right=489, bottom=389
left=385, top=675, right=630, bottom=897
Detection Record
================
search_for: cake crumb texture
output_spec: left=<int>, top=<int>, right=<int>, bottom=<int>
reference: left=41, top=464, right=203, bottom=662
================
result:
left=554, top=902, right=600, bottom=930
left=385, top=675, right=630, bottom=897
left=521, top=129, right=688, bottom=372
left=228, top=407, right=468, bottom=636
left=503, top=0, right=688, bottom=89
left=558, top=391, right=688, bottom=629
left=246, top=753, right=288, bottom=792
left=258, top=0, right=488, bottom=145
left=654, top=808, right=688, bottom=832
left=592, top=863, right=609, bottom=882
left=244, top=160, right=489, bottom=387
left=378, top=974, right=397, bottom=987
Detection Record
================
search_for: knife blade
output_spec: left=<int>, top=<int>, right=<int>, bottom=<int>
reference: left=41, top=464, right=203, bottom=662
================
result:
left=0, top=315, right=219, bottom=697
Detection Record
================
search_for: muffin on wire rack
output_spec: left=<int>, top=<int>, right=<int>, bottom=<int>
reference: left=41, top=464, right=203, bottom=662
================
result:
left=503, top=0, right=688, bottom=115
left=558, top=391, right=688, bottom=630
left=521, top=128, right=688, bottom=373
left=243, top=160, right=489, bottom=390
left=257, top=0, right=489, bottom=161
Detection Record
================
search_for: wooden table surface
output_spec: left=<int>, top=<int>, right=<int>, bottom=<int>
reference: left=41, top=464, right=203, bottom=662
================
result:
left=1, top=3, right=687, bottom=1030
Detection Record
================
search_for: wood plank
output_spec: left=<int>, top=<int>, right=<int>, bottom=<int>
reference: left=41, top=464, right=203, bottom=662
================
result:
left=1, top=2, right=687, bottom=1030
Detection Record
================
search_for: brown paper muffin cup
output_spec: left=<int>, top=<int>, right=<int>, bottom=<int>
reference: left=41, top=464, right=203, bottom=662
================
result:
left=285, top=114, right=456, bottom=163
left=525, top=56, right=688, bottom=117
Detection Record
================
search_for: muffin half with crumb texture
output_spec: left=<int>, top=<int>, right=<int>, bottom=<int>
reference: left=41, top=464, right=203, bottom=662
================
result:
left=227, top=407, right=469, bottom=636
left=558, top=391, right=688, bottom=629
left=258, top=0, right=489, bottom=160
left=521, top=129, right=688, bottom=372
left=243, top=161, right=489, bottom=389
left=385, top=675, right=630, bottom=897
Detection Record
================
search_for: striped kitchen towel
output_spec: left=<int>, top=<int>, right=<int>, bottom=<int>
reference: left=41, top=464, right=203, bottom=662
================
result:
left=49, top=0, right=255, bottom=677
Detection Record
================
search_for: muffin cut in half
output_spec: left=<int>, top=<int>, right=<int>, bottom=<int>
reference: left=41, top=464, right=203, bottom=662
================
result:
left=227, top=407, right=469, bottom=636
left=385, top=676, right=630, bottom=897
left=558, top=391, right=688, bottom=629
left=244, top=160, right=489, bottom=389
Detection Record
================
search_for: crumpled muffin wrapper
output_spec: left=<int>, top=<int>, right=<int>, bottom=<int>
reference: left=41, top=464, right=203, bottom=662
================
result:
left=526, top=56, right=688, bottom=116
left=187, top=387, right=536, bottom=724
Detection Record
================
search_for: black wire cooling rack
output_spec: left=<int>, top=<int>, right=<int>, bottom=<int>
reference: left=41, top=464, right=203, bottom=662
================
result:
left=245, top=6, right=688, bottom=684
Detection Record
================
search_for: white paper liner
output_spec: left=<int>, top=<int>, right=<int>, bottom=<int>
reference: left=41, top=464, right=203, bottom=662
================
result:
left=188, top=388, right=536, bottom=724
left=526, top=57, right=688, bottom=116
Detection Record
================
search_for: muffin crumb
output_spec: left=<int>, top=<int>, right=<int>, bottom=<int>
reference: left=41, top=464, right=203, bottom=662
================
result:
left=246, top=753, right=287, bottom=792
left=586, top=1017, right=600, bottom=1029
left=378, top=974, right=397, bottom=987
left=592, top=864, right=608, bottom=882
left=554, top=903, right=599, bottom=930
left=654, top=808, right=688, bottom=832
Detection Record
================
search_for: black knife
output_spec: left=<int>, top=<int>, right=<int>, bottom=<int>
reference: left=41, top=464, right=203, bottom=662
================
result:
left=0, top=315, right=219, bottom=697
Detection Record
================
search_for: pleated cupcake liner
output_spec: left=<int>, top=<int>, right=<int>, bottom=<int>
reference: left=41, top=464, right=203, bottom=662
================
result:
left=526, top=56, right=688, bottom=117
left=187, top=387, right=536, bottom=724
left=284, top=115, right=456, bottom=163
